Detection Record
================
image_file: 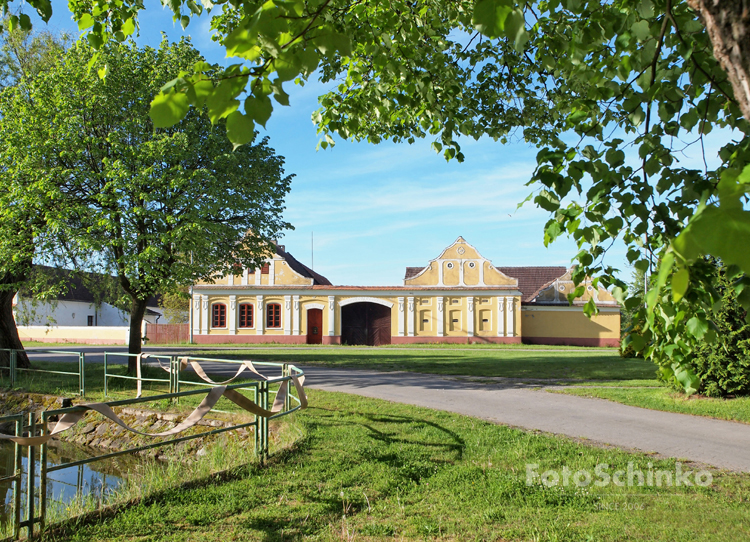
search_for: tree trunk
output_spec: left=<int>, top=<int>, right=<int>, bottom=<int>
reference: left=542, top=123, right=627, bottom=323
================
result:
left=127, top=297, right=149, bottom=374
left=0, top=289, right=31, bottom=369
left=688, top=0, right=750, bottom=122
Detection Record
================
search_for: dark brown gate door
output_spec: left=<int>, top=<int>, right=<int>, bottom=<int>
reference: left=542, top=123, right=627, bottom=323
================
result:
left=307, top=309, right=323, bottom=344
left=341, top=303, right=392, bottom=346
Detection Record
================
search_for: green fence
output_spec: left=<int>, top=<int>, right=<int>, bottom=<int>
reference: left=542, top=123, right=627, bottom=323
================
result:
left=0, top=356, right=305, bottom=540
left=0, top=349, right=85, bottom=397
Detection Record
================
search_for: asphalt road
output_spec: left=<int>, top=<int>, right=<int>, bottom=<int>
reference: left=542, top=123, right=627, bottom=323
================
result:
left=23, top=346, right=750, bottom=472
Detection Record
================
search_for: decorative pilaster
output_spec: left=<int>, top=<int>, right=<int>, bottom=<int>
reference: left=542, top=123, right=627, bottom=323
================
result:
left=255, top=267, right=261, bottom=285
left=437, top=263, right=444, bottom=286
left=292, top=295, right=300, bottom=335
left=256, top=295, right=264, bottom=334
left=283, top=295, right=291, bottom=335
left=193, top=296, right=201, bottom=336
left=506, top=297, right=515, bottom=337
left=467, top=297, right=475, bottom=336
left=407, top=296, right=415, bottom=337
left=200, top=295, right=209, bottom=335
left=268, top=260, right=275, bottom=286
left=228, top=295, right=237, bottom=335
left=397, top=297, right=405, bottom=336
left=437, top=296, right=444, bottom=337
left=327, top=296, right=336, bottom=336
left=458, top=260, right=465, bottom=286
left=227, top=273, right=234, bottom=286
left=497, top=296, right=505, bottom=336
left=478, top=261, right=485, bottom=285
left=242, top=268, right=249, bottom=286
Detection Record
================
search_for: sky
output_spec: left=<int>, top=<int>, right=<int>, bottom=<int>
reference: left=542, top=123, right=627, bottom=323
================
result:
left=25, top=3, right=726, bottom=287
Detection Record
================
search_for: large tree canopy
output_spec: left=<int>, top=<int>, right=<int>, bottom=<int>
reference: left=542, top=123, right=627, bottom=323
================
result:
left=0, top=26, right=68, bottom=366
left=0, top=38, right=292, bottom=368
left=3, top=0, right=750, bottom=392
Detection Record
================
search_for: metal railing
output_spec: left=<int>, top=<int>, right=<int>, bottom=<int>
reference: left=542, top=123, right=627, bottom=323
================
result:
left=0, top=349, right=85, bottom=397
left=102, top=352, right=174, bottom=397
left=0, top=414, right=23, bottom=540
left=1, top=357, right=305, bottom=540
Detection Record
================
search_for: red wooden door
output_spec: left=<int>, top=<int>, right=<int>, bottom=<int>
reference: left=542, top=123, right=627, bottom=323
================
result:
left=307, top=309, right=323, bottom=344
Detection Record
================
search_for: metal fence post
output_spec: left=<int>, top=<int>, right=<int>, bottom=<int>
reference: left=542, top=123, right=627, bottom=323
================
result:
left=103, top=352, right=108, bottom=397
left=79, top=352, right=86, bottom=397
left=13, top=417, right=22, bottom=540
left=282, top=364, right=290, bottom=412
left=26, top=412, right=36, bottom=539
left=40, top=412, right=49, bottom=531
left=263, top=381, right=269, bottom=462
left=10, top=349, right=16, bottom=388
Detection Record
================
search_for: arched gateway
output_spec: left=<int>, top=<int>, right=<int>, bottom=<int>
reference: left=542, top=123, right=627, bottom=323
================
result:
left=341, top=302, right=392, bottom=346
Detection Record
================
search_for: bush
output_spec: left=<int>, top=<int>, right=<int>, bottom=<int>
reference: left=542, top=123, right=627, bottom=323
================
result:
left=688, top=265, right=750, bottom=397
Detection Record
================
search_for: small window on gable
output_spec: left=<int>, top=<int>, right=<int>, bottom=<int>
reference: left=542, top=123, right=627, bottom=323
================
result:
left=261, top=264, right=270, bottom=275
left=212, top=303, right=227, bottom=328
left=266, top=303, right=281, bottom=328
left=239, top=303, right=254, bottom=328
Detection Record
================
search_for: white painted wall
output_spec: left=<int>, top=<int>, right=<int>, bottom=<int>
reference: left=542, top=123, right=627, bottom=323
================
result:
left=12, top=297, right=163, bottom=327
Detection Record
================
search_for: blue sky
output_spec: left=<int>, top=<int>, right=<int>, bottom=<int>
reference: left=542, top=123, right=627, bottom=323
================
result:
left=29, top=4, right=725, bottom=286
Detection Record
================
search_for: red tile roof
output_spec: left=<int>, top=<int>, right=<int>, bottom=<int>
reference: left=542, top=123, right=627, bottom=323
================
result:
left=403, top=265, right=567, bottom=301
left=276, top=245, right=332, bottom=285
left=497, top=266, right=568, bottom=302
left=404, top=267, right=425, bottom=280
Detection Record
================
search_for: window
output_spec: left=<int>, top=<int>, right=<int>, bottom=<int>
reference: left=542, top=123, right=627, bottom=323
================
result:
left=266, top=303, right=281, bottom=328
left=212, top=303, right=227, bottom=328
left=239, top=303, right=254, bottom=328
left=261, top=264, right=270, bottom=275
left=87, top=315, right=94, bottom=326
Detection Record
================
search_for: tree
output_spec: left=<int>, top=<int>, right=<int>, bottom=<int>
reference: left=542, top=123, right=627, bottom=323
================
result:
left=0, top=25, right=69, bottom=368
left=160, top=287, right=190, bottom=324
left=4, top=0, right=750, bottom=390
left=688, top=260, right=750, bottom=397
left=0, top=38, right=292, bottom=371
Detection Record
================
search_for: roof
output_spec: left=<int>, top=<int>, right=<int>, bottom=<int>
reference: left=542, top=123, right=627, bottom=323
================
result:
left=30, top=266, right=160, bottom=307
left=404, top=267, right=425, bottom=280
left=402, top=264, right=567, bottom=300
left=496, top=266, right=568, bottom=302
left=276, top=246, right=332, bottom=286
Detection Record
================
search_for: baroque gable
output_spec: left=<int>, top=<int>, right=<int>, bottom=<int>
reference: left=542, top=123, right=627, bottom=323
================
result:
left=403, top=237, right=517, bottom=288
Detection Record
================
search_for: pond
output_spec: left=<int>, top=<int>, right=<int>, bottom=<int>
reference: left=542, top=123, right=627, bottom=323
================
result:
left=0, top=439, right=142, bottom=531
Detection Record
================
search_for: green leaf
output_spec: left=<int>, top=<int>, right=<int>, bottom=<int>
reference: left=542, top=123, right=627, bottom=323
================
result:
left=122, top=18, right=136, bottom=37
left=672, top=363, right=700, bottom=395
left=674, top=206, right=750, bottom=275
left=473, top=0, right=513, bottom=39
left=686, top=315, right=708, bottom=339
left=534, top=190, right=560, bottom=212
left=207, top=81, right=241, bottom=123
left=225, top=111, right=256, bottom=148
left=97, top=64, right=109, bottom=80
left=150, top=91, right=190, bottom=128
left=671, top=267, right=689, bottom=303
left=314, top=32, right=352, bottom=57
left=19, top=14, right=32, bottom=31
left=627, top=333, right=646, bottom=352
left=504, top=9, right=528, bottom=51
left=245, top=94, right=273, bottom=128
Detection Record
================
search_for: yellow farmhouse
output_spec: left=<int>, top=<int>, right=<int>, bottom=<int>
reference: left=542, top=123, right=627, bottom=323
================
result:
left=190, top=237, right=621, bottom=347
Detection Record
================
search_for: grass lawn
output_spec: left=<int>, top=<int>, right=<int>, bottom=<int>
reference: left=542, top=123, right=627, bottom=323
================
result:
left=46, top=389, right=750, bottom=542
left=195, top=346, right=655, bottom=381
left=555, top=386, right=750, bottom=425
